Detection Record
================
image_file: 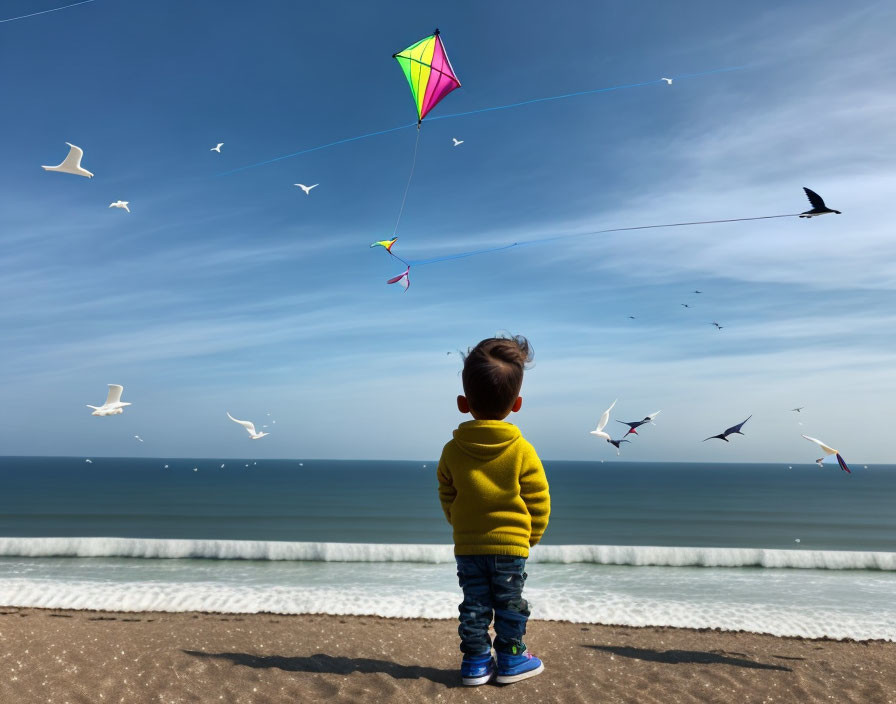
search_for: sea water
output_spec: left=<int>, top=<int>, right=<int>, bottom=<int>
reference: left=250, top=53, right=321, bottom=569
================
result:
left=0, top=457, right=893, bottom=640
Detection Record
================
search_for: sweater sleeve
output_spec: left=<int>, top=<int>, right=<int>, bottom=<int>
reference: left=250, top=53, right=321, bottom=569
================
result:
left=519, top=447, right=550, bottom=546
left=436, top=448, right=456, bottom=524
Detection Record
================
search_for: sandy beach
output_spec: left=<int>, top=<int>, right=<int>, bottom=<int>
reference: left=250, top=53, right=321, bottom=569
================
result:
left=0, top=608, right=892, bottom=703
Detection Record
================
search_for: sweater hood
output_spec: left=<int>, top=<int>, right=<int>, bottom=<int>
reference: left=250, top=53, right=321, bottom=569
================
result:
left=452, top=420, right=521, bottom=461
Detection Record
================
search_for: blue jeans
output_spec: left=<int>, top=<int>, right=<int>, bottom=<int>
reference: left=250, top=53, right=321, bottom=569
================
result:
left=455, top=554, right=530, bottom=655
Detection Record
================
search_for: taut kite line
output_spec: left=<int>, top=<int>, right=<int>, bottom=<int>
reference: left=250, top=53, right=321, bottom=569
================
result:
left=373, top=187, right=841, bottom=289
left=219, top=64, right=746, bottom=177
left=0, top=0, right=95, bottom=24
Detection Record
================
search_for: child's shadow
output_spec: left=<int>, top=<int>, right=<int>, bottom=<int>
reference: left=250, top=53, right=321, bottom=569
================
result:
left=183, top=650, right=461, bottom=687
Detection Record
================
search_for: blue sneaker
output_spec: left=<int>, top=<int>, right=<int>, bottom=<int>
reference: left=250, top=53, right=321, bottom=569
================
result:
left=461, top=652, right=495, bottom=686
left=496, top=650, right=544, bottom=684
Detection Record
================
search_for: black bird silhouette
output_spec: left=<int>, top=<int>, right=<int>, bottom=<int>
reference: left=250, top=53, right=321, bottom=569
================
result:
left=628, top=316, right=636, bottom=320
left=681, top=303, right=691, bottom=308
left=607, top=438, right=631, bottom=455
left=790, top=407, right=804, bottom=413
left=617, top=419, right=650, bottom=437
left=694, top=290, right=702, bottom=294
left=799, top=188, right=841, bottom=218
left=711, top=321, right=723, bottom=330
left=704, top=415, right=751, bottom=442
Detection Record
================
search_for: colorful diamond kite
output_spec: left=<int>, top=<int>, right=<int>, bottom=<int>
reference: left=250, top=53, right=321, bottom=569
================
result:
left=393, top=29, right=461, bottom=123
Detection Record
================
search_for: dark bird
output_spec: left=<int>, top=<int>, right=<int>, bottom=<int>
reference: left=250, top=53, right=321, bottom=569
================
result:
left=704, top=415, right=751, bottom=442
left=607, top=438, right=631, bottom=455
left=628, top=316, right=636, bottom=320
left=694, top=290, right=702, bottom=294
left=616, top=411, right=661, bottom=437
left=790, top=407, right=804, bottom=413
left=711, top=322, right=723, bottom=330
left=681, top=303, right=691, bottom=308
left=799, top=187, right=841, bottom=218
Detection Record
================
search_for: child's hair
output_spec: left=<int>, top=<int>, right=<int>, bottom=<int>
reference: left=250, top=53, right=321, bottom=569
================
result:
left=462, top=335, right=534, bottom=418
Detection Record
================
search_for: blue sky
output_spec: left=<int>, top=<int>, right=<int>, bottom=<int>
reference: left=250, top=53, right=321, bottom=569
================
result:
left=1, top=0, right=895, bottom=463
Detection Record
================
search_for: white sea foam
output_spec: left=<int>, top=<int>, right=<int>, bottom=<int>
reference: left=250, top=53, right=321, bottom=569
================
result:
left=0, top=537, right=893, bottom=570
left=0, top=575, right=893, bottom=641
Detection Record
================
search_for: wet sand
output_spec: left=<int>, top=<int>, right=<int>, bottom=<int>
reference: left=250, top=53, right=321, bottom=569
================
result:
left=0, top=608, right=893, bottom=703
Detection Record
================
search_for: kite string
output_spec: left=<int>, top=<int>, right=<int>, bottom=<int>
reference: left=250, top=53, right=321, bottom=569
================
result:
left=0, top=0, right=95, bottom=24
left=221, top=65, right=747, bottom=176
left=407, top=213, right=800, bottom=267
left=392, top=126, right=422, bottom=237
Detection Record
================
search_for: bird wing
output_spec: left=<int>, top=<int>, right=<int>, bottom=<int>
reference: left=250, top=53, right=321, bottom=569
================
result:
left=596, top=399, right=617, bottom=432
left=123, top=203, right=130, bottom=212
left=590, top=430, right=610, bottom=440
left=801, top=434, right=837, bottom=456
left=835, top=453, right=851, bottom=474
left=704, top=434, right=726, bottom=441
left=726, top=415, right=751, bottom=434
left=61, top=143, right=85, bottom=170
left=227, top=412, right=257, bottom=435
left=104, top=384, right=124, bottom=405
left=644, top=410, right=661, bottom=421
left=803, top=187, right=826, bottom=210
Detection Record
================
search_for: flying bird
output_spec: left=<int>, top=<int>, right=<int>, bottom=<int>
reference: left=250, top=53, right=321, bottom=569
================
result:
left=452, top=138, right=464, bottom=146
left=226, top=411, right=269, bottom=440
left=681, top=303, right=691, bottom=308
left=694, top=290, right=702, bottom=294
left=661, top=77, right=673, bottom=85
left=801, top=434, right=851, bottom=473
left=87, top=384, right=131, bottom=416
left=711, top=322, right=723, bottom=330
left=109, top=200, right=129, bottom=212
left=134, top=435, right=143, bottom=443
left=42, top=142, right=93, bottom=178
left=85, top=459, right=92, bottom=463
left=790, top=407, right=804, bottom=413
left=210, top=143, right=224, bottom=152
left=616, top=411, right=660, bottom=437
left=294, top=183, right=318, bottom=195
left=704, top=415, right=751, bottom=442
left=799, top=187, right=841, bottom=218
left=589, top=399, right=617, bottom=441
left=607, top=438, right=631, bottom=456
left=628, top=316, right=636, bottom=320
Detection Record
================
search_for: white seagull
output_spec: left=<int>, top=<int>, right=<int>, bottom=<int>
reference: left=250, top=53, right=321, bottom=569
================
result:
left=661, top=77, right=673, bottom=85
left=42, top=142, right=93, bottom=178
left=294, top=183, right=318, bottom=195
left=85, top=459, right=93, bottom=463
left=801, top=434, right=851, bottom=473
left=87, top=384, right=131, bottom=416
left=226, top=411, right=269, bottom=439
left=589, top=399, right=618, bottom=441
left=210, top=143, right=224, bottom=152
left=452, top=138, right=464, bottom=146
left=109, top=200, right=130, bottom=212
left=134, top=435, right=144, bottom=443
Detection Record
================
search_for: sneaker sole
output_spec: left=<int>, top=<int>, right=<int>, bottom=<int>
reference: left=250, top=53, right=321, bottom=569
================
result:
left=496, top=662, right=544, bottom=684
left=462, top=673, right=494, bottom=686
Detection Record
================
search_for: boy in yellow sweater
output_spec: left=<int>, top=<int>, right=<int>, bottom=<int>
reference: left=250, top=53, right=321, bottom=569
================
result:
left=436, top=335, right=550, bottom=686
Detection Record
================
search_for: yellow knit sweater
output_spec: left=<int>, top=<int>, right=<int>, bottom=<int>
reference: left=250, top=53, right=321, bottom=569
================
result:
left=437, top=420, right=550, bottom=557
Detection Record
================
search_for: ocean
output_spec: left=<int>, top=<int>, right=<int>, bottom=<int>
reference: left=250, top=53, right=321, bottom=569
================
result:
left=0, top=457, right=893, bottom=641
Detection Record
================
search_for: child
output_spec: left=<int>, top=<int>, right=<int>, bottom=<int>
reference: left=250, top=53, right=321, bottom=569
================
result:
left=436, top=335, right=550, bottom=686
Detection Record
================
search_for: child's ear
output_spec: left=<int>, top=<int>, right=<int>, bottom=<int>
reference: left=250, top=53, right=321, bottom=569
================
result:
left=511, top=397, right=523, bottom=413
left=457, top=395, right=470, bottom=414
